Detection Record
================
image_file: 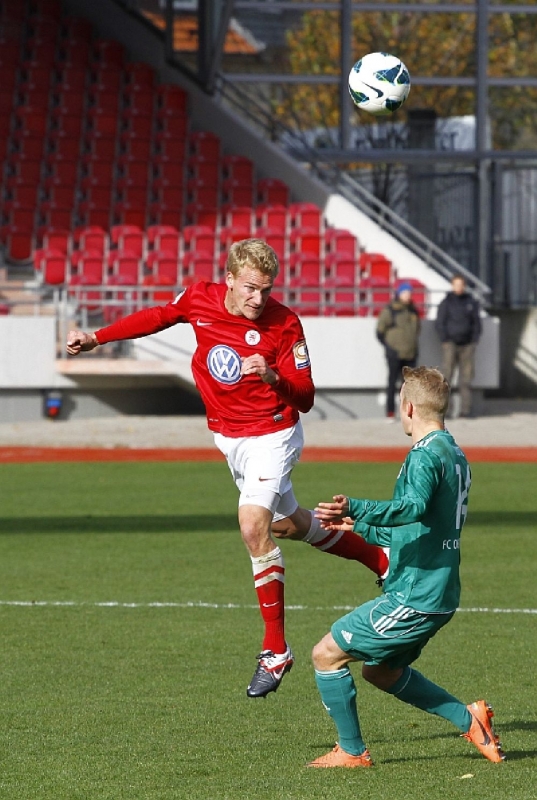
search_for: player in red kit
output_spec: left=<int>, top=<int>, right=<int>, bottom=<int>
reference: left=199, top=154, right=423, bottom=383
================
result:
left=66, top=239, right=388, bottom=698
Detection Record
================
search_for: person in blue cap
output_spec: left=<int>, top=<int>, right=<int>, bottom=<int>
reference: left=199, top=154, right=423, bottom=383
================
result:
left=376, top=282, right=421, bottom=420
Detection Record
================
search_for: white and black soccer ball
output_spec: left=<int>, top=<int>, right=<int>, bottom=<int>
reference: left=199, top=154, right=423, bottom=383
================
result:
left=348, top=52, right=411, bottom=116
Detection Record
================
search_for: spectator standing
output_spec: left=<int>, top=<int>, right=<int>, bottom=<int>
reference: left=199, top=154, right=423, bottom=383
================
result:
left=435, top=275, right=482, bottom=418
left=376, top=282, right=421, bottom=421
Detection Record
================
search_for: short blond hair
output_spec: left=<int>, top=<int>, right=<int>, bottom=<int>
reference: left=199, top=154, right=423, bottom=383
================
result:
left=401, top=366, right=449, bottom=420
left=226, top=238, right=280, bottom=279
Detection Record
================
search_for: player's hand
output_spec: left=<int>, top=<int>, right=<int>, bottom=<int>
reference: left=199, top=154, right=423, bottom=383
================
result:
left=318, top=516, right=355, bottom=532
left=66, top=330, right=98, bottom=355
left=314, top=494, right=350, bottom=522
left=240, top=354, right=279, bottom=385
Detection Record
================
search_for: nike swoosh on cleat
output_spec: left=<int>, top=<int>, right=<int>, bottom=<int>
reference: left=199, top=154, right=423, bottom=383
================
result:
left=475, top=717, right=492, bottom=746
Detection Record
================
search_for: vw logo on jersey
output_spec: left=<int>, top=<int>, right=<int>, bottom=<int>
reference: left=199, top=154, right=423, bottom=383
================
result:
left=207, top=345, right=242, bottom=384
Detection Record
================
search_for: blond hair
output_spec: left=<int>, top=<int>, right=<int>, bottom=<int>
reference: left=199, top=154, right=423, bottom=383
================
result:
left=401, top=366, right=449, bottom=420
left=226, top=238, right=280, bottom=279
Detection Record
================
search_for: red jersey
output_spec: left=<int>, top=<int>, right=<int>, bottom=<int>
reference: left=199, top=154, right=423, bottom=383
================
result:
left=95, top=281, right=315, bottom=436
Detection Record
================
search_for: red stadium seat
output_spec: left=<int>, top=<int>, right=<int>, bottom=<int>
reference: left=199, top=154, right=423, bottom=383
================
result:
left=255, top=204, right=288, bottom=232
left=154, top=131, right=186, bottom=161
left=151, top=154, right=185, bottom=186
left=108, top=249, right=141, bottom=283
left=289, top=227, right=321, bottom=258
left=115, top=178, right=148, bottom=208
left=155, top=108, right=188, bottom=138
left=151, top=178, right=183, bottom=208
left=155, top=84, right=188, bottom=115
left=325, top=290, right=357, bottom=316
left=40, top=248, right=67, bottom=284
left=324, top=254, right=358, bottom=288
left=220, top=205, right=254, bottom=233
left=113, top=227, right=145, bottom=259
left=359, top=252, right=393, bottom=282
left=256, top=178, right=289, bottom=206
left=149, top=205, right=184, bottom=229
left=292, top=289, right=322, bottom=317
left=7, top=156, right=42, bottom=183
left=112, top=202, right=147, bottom=229
left=189, top=130, right=221, bottom=161
left=254, top=227, right=286, bottom=261
left=187, top=156, right=220, bottom=184
left=146, top=225, right=180, bottom=257
left=221, top=155, right=254, bottom=185
left=182, top=252, right=215, bottom=284
left=358, top=278, right=392, bottom=317
left=183, top=225, right=216, bottom=256
left=121, top=109, right=153, bottom=139
left=221, top=179, right=253, bottom=207
left=289, top=202, right=323, bottom=233
left=119, top=131, right=151, bottom=161
left=93, top=39, right=125, bottom=67
left=124, top=62, right=155, bottom=90
left=183, top=203, right=217, bottom=228
left=219, top=225, right=250, bottom=252
left=288, top=255, right=321, bottom=288
left=117, top=157, right=150, bottom=185
left=40, top=227, right=71, bottom=254
left=324, top=228, right=359, bottom=258
left=145, top=252, right=180, bottom=284
left=73, top=226, right=108, bottom=257
left=4, top=226, right=34, bottom=263
left=70, top=248, right=105, bottom=282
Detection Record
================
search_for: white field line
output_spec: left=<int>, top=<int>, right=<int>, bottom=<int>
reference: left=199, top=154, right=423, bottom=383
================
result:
left=0, top=600, right=535, bottom=614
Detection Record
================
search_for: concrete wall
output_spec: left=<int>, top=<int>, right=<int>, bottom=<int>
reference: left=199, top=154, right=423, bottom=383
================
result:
left=488, top=308, right=537, bottom=398
left=0, top=315, right=500, bottom=421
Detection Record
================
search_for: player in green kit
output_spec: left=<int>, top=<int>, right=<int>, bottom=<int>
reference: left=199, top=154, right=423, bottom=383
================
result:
left=308, top=366, right=505, bottom=768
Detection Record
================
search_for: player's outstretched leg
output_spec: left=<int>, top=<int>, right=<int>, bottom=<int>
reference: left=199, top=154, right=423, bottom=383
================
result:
left=461, top=700, right=506, bottom=763
left=286, top=509, right=390, bottom=580
left=383, top=667, right=506, bottom=763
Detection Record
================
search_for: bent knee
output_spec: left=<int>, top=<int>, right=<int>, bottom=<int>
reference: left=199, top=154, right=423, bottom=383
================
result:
left=272, top=506, right=312, bottom=540
left=271, top=520, right=302, bottom=540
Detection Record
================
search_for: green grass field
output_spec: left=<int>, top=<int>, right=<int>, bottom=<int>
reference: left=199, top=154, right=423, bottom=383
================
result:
left=0, top=460, right=535, bottom=800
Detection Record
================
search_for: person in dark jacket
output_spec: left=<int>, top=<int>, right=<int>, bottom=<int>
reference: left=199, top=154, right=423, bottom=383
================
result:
left=435, top=275, right=481, bottom=418
left=376, top=282, right=421, bottom=421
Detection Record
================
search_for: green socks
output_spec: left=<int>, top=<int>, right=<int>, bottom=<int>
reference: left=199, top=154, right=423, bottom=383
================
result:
left=387, top=666, right=472, bottom=732
left=314, top=668, right=367, bottom=756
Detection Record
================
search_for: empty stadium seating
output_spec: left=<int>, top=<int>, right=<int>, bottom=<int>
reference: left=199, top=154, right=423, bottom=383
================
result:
left=0, top=3, right=425, bottom=319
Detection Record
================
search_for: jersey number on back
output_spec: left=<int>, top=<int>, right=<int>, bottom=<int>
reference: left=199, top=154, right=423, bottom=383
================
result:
left=455, top=463, right=471, bottom=531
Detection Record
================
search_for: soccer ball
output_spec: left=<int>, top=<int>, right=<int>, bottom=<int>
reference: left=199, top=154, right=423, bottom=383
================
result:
left=348, top=52, right=411, bottom=116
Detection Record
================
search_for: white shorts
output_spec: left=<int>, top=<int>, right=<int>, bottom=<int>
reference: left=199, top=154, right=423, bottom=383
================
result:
left=213, top=421, right=304, bottom=521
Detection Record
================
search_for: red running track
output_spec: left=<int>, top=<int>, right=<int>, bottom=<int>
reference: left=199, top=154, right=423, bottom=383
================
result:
left=1, top=447, right=537, bottom=463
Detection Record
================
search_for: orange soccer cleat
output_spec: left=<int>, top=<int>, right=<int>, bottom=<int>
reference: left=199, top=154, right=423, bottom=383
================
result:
left=461, top=700, right=506, bottom=763
left=307, top=744, right=374, bottom=768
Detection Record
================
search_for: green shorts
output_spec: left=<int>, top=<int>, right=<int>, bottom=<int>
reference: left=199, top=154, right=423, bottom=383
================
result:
left=331, top=593, right=455, bottom=669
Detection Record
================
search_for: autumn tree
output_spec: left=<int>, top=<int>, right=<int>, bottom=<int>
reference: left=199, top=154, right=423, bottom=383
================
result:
left=275, top=6, right=537, bottom=151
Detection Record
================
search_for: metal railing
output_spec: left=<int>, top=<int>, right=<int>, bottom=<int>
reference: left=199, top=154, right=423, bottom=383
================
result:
left=214, top=74, right=487, bottom=300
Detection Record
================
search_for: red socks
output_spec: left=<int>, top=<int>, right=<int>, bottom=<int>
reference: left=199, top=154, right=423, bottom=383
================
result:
left=251, top=547, right=286, bottom=654
left=304, top=512, right=389, bottom=578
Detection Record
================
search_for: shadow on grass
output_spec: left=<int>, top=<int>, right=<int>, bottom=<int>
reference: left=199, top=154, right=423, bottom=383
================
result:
left=0, top=515, right=239, bottom=535
left=464, top=511, right=537, bottom=528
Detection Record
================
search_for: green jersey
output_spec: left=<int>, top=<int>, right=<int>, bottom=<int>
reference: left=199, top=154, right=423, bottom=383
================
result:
left=349, top=429, right=471, bottom=614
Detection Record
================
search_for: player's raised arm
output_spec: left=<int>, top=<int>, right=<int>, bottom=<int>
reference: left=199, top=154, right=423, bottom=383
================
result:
left=66, top=330, right=99, bottom=355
